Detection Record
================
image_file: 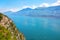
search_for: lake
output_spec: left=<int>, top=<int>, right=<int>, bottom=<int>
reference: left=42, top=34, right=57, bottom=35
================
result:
left=9, top=15, right=60, bottom=40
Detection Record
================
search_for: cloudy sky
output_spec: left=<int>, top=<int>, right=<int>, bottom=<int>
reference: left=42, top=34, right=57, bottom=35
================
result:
left=0, top=0, right=60, bottom=12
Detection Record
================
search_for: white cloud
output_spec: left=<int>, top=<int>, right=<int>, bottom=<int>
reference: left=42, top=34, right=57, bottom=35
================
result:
left=39, top=0, right=60, bottom=7
left=9, top=8, right=20, bottom=12
left=22, top=0, right=60, bottom=8
left=51, top=0, right=60, bottom=6
left=22, top=5, right=37, bottom=9
left=0, top=0, right=60, bottom=12
left=40, top=3, right=50, bottom=7
left=9, top=0, right=60, bottom=12
left=0, top=8, right=9, bottom=13
left=31, top=5, right=37, bottom=9
left=0, top=8, right=21, bottom=12
left=22, top=6, right=30, bottom=8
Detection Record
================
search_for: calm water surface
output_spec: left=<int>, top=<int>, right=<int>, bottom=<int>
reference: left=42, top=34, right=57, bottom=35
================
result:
left=9, top=15, right=60, bottom=40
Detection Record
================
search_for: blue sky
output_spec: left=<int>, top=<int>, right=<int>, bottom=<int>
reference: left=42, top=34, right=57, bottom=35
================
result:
left=0, top=0, right=60, bottom=12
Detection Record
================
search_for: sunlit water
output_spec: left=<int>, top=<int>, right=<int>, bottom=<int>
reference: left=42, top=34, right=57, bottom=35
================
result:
left=9, top=15, right=60, bottom=40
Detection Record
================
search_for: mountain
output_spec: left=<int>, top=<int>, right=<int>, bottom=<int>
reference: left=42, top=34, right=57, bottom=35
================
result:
left=14, top=8, right=32, bottom=16
left=4, top=6, right=60, bottom=18
left=3, top=11, right=15, bottom=16
left=0, top=13, right=25, bottom=40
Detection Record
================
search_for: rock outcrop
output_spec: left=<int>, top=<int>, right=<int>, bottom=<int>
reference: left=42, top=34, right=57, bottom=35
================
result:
left=0, top=13, right=25, bottom=40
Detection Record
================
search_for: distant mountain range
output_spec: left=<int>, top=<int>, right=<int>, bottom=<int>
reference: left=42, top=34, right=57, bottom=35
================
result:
left=4, top=6, right=60, bottom=18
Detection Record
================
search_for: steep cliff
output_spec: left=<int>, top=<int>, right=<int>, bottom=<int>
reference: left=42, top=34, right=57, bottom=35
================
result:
left=0, top=13, right=25, bottom=40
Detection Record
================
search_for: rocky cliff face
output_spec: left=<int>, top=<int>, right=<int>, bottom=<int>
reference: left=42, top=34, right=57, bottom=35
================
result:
left=0, top=13, right=25, bottom=40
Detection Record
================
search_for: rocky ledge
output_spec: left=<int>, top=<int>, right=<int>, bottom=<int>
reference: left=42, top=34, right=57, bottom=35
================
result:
left=0, top=13, right=25, bottom=40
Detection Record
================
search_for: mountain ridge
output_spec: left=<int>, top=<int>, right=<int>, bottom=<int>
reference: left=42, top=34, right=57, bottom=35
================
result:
left=4, top=6, right=60, bottom=18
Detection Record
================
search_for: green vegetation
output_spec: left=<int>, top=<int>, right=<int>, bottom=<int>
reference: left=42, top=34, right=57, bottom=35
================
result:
left=0, top=25, right=17, bottom=40
left=0, top=13, right=3, bottom=21
left=0, top=13, right=25, bottom=40
left=0, top=25, right=11, bottom=40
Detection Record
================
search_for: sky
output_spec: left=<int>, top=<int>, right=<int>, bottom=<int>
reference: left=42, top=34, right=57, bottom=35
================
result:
left=0, top=0, right=60, bottom=12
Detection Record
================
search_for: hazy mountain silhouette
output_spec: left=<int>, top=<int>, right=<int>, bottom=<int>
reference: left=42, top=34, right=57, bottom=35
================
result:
left=4, top=6, right=60, bottom=18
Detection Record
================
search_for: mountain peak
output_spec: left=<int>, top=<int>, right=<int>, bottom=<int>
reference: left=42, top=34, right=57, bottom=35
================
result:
left=21, top=8, right=32, bottom=11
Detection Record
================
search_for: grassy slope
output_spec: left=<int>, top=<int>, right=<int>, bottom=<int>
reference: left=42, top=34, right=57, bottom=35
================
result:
left=0, top=25, right=17, bottom=40
left=0, top=13, right=25, bottom=40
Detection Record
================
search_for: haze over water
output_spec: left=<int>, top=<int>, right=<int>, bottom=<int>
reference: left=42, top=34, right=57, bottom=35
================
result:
left=9, top=15, right=60, bottom=40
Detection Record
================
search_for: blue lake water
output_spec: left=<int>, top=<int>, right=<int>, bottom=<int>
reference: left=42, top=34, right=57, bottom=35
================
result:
left=9, top=15, right=60, bottom=40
